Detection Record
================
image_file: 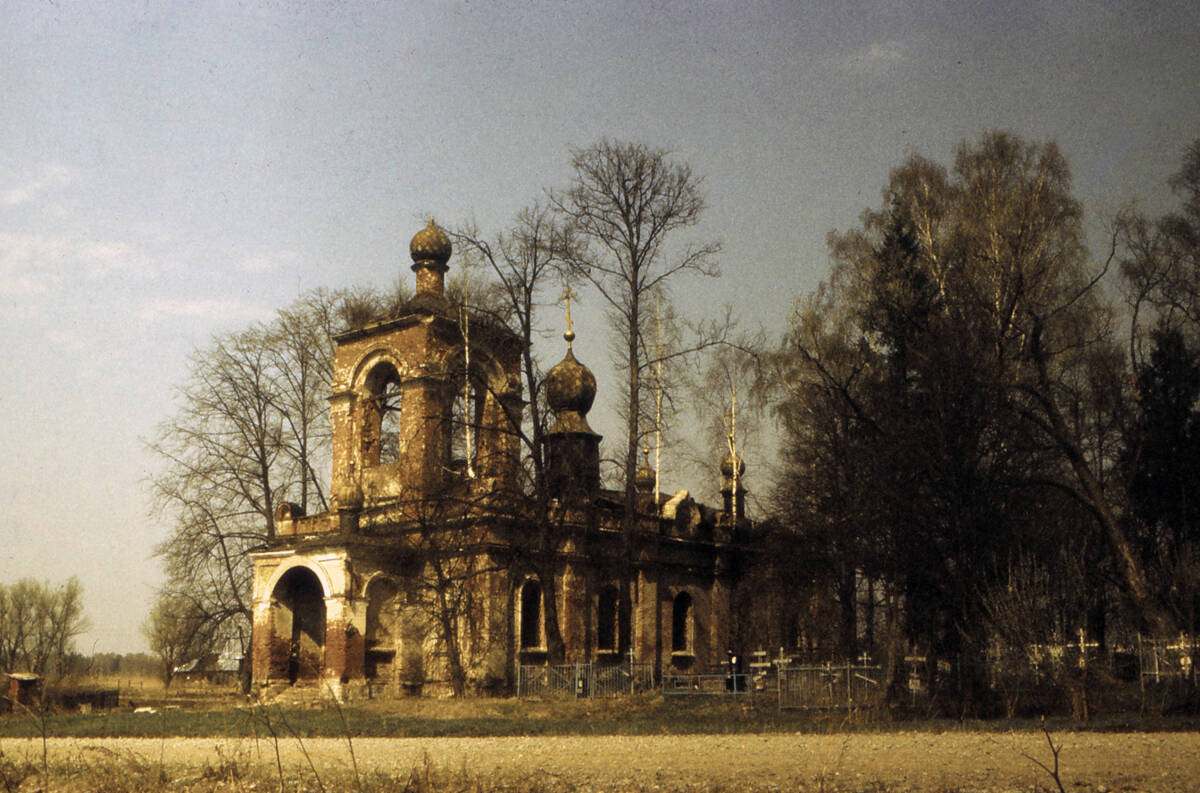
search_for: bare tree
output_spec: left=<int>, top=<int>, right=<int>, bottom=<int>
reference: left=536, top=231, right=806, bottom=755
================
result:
left=552, top=139, right=722, bottom=539
left=452, top=204, right=575, bottom=663
left=1119, top=139, right=1200, bottom=356
left=689, top=328, right=767, bottom=508
left=142, top=591, right=216, bottom=689
left=0, top=578, right=88, bottom=679
left=147, top=289, right=376, bottom=658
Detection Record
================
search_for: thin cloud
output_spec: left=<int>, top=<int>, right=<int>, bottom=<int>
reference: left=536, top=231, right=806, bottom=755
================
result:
left=81, top=241, right=141, bottom=279
left=240, top=249, right=299, bottom=273
left=0, top=232, right=69, bottom=296
left=2, top=164, right=73, bottom=206
left=0, top=231, right=153, bottom=296
left=137, top=298, right=273, bottom=325
left=837, top=40, right=906, bottom=75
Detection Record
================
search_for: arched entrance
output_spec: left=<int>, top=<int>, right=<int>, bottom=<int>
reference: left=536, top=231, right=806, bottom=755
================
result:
left=270, top=567, right=326, bottom=683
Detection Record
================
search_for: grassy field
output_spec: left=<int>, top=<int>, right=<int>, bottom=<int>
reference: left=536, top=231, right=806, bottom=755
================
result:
left=4, top=688, right=1200, bottom=740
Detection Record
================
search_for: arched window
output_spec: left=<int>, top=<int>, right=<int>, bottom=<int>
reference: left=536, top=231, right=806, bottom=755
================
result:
left=362, top=363, right=403, bottom=466
left=672, top=591, right=693, bottom=654
left=597, top=585, right=619, bottom=652
left=519, top=579, right=543, bottom=650
left=364, top=577, right=400, bottom=679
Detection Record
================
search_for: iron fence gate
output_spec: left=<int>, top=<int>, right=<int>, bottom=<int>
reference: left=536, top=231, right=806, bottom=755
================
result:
left=777, top=664, right=882, bottom=710
left=517, top=662, right=655, bottom=699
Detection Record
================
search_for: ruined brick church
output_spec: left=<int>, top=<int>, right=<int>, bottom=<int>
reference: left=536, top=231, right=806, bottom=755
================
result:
left=250, top=222, right=747, bottom=696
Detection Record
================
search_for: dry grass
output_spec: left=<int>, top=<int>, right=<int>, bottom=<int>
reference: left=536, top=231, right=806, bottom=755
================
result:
left=5, top=729, right=1200, bottom=792
left=0, top=748, right=998, bottom=793
left=4, top=695, right=1200, bottom=791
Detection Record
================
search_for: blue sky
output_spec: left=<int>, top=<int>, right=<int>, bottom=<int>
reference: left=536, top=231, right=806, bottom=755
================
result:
left=2, top=0, right=1197, bottom=653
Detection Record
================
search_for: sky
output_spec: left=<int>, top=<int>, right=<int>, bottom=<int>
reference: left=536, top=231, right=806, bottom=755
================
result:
left=1, top=0, right=1197, bottom=654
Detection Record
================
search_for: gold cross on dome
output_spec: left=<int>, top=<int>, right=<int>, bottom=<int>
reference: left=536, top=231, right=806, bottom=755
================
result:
left=559, top=285, right=579, bottom=347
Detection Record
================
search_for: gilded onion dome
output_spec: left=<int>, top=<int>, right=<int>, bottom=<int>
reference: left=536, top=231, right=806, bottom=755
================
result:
left=545, top=348, right=597, bottom=435
left=720, top=449, right=745, bottom=480
left=410, top=220, right=452, bottom=268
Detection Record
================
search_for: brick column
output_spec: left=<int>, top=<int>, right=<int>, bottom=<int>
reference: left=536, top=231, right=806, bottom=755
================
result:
left=481, top=562, right=510, bottom=687
left=710, top=569, right=732, bottom=674
left=322, top=596, right=355, bottom=682
left=327, top=391, right=357, bottom=509
left=634, top=568, right=659, bottom=671
left=560, top=563, right=590, bottom=663
left=251, top=597, right=274, bottom=684
left=398, top=374, right=450, bottom=496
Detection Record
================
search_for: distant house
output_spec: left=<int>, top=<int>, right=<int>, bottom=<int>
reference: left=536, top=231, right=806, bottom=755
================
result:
left=3, top=673, right=41, bottom=711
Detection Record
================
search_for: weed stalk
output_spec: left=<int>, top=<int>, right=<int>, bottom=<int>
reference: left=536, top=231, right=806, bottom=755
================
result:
left=326, top=683, right=363, bottom=793
left=1019, top=717, right=1067, bottom=793
left=252, top=699, right=286, bottom=793
left=276, top=707, right=327, bottom=793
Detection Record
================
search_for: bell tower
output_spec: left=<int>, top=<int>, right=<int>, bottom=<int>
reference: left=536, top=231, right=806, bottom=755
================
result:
left=327, top=221, right=494, bottom=516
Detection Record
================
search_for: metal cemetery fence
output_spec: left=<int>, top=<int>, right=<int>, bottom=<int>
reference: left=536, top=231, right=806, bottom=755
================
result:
left=661, top=664, right=882, bottom=709
left=777, top=664, right=882, bottom=710
left=520, top=637, right=1194, bottom=707
left=517, top=662, right=655, bottom=699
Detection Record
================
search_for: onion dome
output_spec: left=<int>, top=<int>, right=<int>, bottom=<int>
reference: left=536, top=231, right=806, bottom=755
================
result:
left=720, top=449, right=745, bottom=480
left=635, top=451, right=656, bottom=493
left=544, top=348, right=597, bottom=435
left=410, top=220, right=452, bottom=268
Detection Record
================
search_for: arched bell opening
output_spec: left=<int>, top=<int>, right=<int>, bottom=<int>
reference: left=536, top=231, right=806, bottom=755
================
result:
left=361, top=361, right=405, bottom=467
left=447, top=372, right=486, bottom=478
left=442, top=344, right=520, bottom=484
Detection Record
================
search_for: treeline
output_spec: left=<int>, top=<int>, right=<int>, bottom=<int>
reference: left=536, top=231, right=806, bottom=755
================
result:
left=0, top=577, right=88, bottom=678
left=750, top=132, right=1200, bottom=713
left=81, top=652, right=159, bottom=678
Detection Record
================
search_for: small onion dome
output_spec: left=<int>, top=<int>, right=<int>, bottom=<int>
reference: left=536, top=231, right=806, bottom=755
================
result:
left=720, top=449, right=745, bottom=479
left=635, top=458, right=656, bottom=493
left=544, top=349, right=597, bottom=435
left=410, top=220, right=452, bottom=268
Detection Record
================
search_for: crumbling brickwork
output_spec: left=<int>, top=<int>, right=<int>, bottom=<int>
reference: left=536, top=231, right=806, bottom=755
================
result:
left=250, top=222, right=744, bottom=697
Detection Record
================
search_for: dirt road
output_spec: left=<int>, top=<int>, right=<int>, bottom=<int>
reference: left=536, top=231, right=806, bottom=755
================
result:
left=5, top=732, right=1198, bottom=791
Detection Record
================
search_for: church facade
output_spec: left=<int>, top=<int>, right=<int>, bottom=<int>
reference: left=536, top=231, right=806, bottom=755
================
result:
left=249, top=222, right=747, bottom=696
